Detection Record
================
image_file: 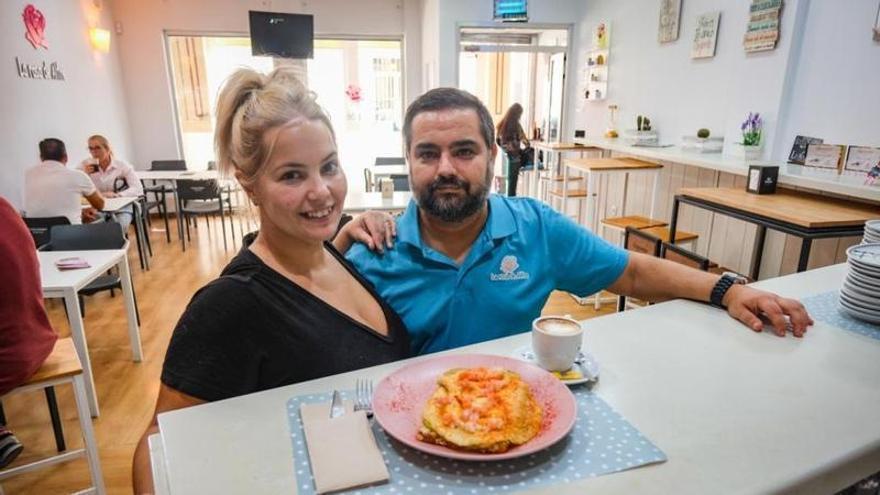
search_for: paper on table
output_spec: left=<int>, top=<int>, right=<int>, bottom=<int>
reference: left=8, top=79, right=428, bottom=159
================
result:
left=299, top=401, right=389, bottom=494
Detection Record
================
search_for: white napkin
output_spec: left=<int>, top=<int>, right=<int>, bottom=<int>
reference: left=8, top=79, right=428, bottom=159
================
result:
left=299, top=400, right=389, bottom=494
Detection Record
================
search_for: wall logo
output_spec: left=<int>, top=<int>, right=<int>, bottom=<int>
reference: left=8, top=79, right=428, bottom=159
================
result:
left=23, top=4, right=49, bottom=50
left=490, top=255, right=530, bottom=281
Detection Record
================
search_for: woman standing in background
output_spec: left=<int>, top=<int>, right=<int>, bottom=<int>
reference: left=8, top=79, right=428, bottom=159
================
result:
left=496, top=103, right=530, bottom=197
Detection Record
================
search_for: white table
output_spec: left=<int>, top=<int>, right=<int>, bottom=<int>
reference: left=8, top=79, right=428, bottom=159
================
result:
left=39, top=249, right=142, bottom=417
left=343, top=191, right=412, bottom=213
left=153, top=264, right=880, bottom=494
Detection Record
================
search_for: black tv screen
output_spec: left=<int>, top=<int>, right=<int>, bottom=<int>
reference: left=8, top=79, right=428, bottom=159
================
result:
left=249, top=11, right=313, bottom=59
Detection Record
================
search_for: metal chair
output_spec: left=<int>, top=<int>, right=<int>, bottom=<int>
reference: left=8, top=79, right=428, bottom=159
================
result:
left=617, top=226, right=663, bottom=312
left=389, top=174, right=410, bottom=192
left=374, top=156, right=405, bottom=166
left=176, top=179, right=234, bottom=252
left=23, top=216, right=70, bottom=249
left=144, top=160, right=186, bottom=243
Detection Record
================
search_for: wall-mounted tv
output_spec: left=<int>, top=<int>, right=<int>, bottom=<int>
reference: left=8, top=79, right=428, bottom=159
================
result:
left=494, top=0, right=528, bottom=22
left=249, top=11, right=314, bottom=59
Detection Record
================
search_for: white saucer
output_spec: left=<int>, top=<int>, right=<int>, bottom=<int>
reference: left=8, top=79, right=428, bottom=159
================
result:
left=511, top=345, right=599, bottom=386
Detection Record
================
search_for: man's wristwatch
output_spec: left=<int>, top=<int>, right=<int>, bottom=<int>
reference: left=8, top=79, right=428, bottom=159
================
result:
left=710, top=272, right=748, bottom=309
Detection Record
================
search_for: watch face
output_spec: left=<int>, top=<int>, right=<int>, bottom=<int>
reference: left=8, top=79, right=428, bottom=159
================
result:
left=722, top=271, right=748, bottom=284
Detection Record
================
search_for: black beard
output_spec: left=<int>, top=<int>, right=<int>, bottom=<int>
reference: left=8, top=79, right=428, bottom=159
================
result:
left=416, top=174, right=490, bottom=223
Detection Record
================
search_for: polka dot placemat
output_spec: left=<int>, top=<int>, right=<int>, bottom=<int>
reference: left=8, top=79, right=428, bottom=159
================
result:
left=801, top=290, right=880, bottom=341
left=286, top=388, right=666, bottom=494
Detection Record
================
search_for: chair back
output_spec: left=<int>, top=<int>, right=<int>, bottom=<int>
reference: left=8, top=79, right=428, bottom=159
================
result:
left=24, top=216, right=70, bottom=248
left=660, top=241, right=710, bottom=271
left=47, top=223, right=125, bottom=251
left=176, top=179, right=221, bottom=201
left=623, top=226, right=661, bottom=257
left=363, top=169, right=374, bottom=192
left=374, top=156, right=405, bottom=166
left=150, top=160, right=187, bottom=171
left=389, top=174, right=410, bottom=192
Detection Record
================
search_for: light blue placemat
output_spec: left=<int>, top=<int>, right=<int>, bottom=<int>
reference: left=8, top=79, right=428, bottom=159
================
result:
left=286, top=388, right=666, bottom=494
left=801, top=290, right=880, bottom=341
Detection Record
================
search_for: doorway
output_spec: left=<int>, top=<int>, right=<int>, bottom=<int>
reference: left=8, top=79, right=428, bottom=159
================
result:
left=456, top=25, right=571, bottom=185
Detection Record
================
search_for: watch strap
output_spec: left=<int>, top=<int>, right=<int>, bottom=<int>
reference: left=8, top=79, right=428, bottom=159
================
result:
left=710, top=274, right=737, bottom=309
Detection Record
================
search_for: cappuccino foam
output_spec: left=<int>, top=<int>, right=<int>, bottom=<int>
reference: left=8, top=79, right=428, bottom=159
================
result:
left=536, top=318, right=580, bottom=336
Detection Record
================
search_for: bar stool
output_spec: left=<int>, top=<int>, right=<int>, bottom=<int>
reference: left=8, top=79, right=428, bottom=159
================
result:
left=600, top=215, right=699, bottom=251
left=0, top=338, right=105, bottom=494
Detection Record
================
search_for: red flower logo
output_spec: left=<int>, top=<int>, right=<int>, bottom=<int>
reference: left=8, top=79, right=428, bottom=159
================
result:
left=345, top=84, right=362, bottom=102
left=23, top=4, right=48, bottom=50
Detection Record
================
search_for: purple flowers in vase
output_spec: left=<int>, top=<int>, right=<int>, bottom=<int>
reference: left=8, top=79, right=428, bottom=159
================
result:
left=741, top=112, right=763, bottom=146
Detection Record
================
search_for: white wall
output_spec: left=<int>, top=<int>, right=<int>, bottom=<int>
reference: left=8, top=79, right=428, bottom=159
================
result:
left=0, top=0, right=132, bottom=209
left=112, top=0, right=421, bottom=168
left=773, top=0, right=880, bottom=163
left=572, top=0, right=807, bottom=159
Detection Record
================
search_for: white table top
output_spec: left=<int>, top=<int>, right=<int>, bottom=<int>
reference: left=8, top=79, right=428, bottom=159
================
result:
left=99, top=196, right=137, bottom=212
left=583, top=137, right=880, bottom=203
left=156, top=263, right=880, bottom=494
left=138, top=170, right=219, bottom=181
left=343, top=191, right=412, bottom=213
left=38, top=249, right=126, bottom=294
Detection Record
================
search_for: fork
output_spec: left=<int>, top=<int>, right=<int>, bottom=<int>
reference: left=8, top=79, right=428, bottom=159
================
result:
left=354, top=378, right=373, bottom=418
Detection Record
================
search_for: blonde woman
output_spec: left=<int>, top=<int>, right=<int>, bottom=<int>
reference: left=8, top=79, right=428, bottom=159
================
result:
left=132, top=67, right=409, bottom=492
left=78, top=135, right=143, bottom=227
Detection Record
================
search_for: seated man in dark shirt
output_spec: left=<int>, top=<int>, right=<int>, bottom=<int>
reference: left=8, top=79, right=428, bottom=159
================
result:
left=0, top=197, right=58, bottom=468
left=132, top=67, right=411, bottom=493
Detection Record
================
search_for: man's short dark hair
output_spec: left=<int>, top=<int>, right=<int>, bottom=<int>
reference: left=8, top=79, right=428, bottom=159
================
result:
left=403, top=88, right=495, bottom=152
left=39, top=138, right=66, bottom=162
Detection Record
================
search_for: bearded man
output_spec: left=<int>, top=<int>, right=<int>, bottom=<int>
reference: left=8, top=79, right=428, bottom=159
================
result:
left=344, top=88, right=812, bottom=355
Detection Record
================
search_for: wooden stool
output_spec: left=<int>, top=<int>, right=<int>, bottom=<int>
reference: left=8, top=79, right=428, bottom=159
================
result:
left=600, top=215, right=668, bottom=244
left=549, top=187, right=588, bottom=224
left=0, top=338, right=105, bottom=494
left=639, top=225, right=699, bottom=251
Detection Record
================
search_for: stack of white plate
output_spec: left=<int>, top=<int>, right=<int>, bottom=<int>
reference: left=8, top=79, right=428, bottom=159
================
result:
left=863, top=220, right=880, bottom=244
left=840, top=243, right=880, bottom=324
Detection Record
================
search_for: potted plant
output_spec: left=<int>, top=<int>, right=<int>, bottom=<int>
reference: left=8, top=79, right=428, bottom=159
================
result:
left=731, top=112, right=763, bottom=159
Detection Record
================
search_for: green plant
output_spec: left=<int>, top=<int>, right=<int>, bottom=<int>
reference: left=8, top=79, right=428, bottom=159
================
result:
left=697, top=128, right=710, bottom=138
left=740, top=112, right=762, bottom=146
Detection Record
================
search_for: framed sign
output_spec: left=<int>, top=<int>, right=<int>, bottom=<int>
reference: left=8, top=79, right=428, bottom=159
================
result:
left=844, top=145, right=880, bottom=173
left=803, top=143, right=845, bottom=171
left=658, top=0, right=682, bottom=43
left=787, top=135, right=823, bottom=165
left=692, top=11, right=720, bottom=59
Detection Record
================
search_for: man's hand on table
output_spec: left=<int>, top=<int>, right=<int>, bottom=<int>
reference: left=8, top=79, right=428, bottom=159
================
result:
left=723, top=284, right=814, bottom=337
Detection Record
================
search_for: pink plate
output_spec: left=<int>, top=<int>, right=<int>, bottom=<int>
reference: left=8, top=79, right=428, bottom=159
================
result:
left=372, top=353, right=577, bottom=461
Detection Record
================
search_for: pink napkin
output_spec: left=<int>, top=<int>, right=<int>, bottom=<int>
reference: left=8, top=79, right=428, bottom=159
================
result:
left=299, top=400, right=389, bottom=494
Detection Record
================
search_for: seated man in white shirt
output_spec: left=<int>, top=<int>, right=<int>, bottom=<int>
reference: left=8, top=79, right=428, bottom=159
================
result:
left=24, top=138, right=104, bottom=225
left=77, top=134, right=143, bottom=232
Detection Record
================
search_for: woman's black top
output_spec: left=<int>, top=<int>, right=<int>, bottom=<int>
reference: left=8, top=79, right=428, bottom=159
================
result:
left=161, top=238, right=411, bottom=401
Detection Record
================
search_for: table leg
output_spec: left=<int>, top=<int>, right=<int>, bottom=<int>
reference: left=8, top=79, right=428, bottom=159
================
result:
left=176, top=189, right=186, bottom=251
left=62, top=289, right=99, bottom=417
left=669, top=197, right=680, bottom=244
left=797, top=238, right=813, bottom=272
left=117, top=254, right=143, bottom=362
left=749, top=225, right=767, bottom=281
left=649, top=169, right=660, bottom=221
left=586, top=170, right=598, bottom=231
left=134, top=201, right=150, bottom=271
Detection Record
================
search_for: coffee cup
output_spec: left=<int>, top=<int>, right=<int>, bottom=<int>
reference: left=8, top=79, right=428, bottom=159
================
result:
left=380, top=178, right=394, bottom=199
left=531, top=315, right=583, bottom=372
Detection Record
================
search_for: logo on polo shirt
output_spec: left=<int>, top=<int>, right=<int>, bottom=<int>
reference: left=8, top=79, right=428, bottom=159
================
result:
left=490, top=255, right=529, bottom=281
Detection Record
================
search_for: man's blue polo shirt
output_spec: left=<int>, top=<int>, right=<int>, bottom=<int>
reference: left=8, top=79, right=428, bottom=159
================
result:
left=346, top=195, right=629, bottom=355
